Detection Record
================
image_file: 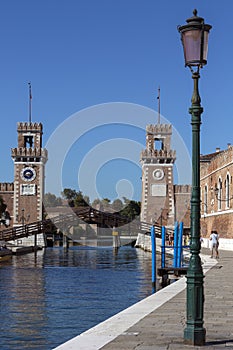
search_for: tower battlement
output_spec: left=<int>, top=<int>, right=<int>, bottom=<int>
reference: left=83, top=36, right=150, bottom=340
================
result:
left=146, top=123, right=172, bottom=134
left=11, top=147, right=48, bottom=158
left=0, top=182, right=14, bottom=192
left=140, top=122, right=175, bottom=225
left=16, top=121, right=44, bottom=149
left=141, top=148, right=176, bottom=161
left=17, top=122, right=43, bottom=132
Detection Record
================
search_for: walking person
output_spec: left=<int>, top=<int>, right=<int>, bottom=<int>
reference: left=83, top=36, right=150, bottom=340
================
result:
left=209, top=230, right=219, bottom=258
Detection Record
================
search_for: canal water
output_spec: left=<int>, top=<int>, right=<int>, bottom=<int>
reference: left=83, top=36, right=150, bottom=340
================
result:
left=0, top=245, right=159, bottom=350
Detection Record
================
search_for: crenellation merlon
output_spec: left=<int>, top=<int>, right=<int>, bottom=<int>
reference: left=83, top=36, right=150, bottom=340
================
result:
left=17, top=122, right=43, bottom=132
left=146, top=123, right=172, bottom=134
left=11, top=147, right=48, bottom=158
left=0, top=182, right=14, bottom=192
left=140, top=149, right=176, bottom=160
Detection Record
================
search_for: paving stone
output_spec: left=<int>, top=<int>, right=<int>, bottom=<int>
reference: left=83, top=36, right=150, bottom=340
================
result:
left=101, top=249, right=233, bottom=350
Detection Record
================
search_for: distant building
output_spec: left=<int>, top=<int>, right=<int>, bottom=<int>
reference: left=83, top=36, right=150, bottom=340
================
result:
left=140, top=122, right=191, bottom=230
left=200, top=144, right=233, bottom=248
left=139, top=118, right=233, bottom=248
left=0, top=122, right=48, bottom=246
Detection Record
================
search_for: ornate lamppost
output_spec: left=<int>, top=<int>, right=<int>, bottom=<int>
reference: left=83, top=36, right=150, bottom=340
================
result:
left=17, top=208, right=30, bottom=226
left=178, top=9, right=212, bottom=345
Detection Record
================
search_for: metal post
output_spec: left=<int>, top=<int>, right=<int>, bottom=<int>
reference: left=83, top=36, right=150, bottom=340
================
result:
left=151, top=226, right=156, bottom=293
left=34, top=231, right=37, bottom=248
left=184, top=71, right=205, bottom=345
left=161, top=226, right=166, bottom=268
left=173, top=222, right=178, bottom=267
left=177, top=221, right=183, bottom=267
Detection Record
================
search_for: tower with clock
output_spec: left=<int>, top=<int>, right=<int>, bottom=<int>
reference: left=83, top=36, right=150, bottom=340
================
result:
left=140, top=123, right=176, bottom=226
left=11, top=122, right=48, bottom=245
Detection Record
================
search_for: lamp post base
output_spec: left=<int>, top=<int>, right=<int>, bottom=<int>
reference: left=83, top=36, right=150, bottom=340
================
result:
left=184, top=327, right=206, bottom=346
left=184, top=260, right=206, bottom=346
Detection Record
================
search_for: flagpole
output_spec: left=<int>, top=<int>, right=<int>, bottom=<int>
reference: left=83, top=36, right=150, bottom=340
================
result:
left=157, top=87, right=160, bottom=124
left=28, top=82, right=32, bottom=123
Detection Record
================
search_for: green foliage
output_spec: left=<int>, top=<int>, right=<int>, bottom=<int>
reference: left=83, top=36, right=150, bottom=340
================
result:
left=61, top=189, right=89, bottom=207
left=58, top=188, right=141, bottom=219
left=74, top=191, right=89, bottom=207
left=61, top=188, right=77, bottom=200
left=91, top=196, right=140, bottom=220
left=120, top=198, right=141, bottom=219
left=44, top=193, right=62, bottom=207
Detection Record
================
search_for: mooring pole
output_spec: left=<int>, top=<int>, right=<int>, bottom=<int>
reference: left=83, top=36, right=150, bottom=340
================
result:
left=151, top=225, right=156, bottom=293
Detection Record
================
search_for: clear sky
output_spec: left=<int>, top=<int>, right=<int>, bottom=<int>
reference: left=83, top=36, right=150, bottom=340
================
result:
left=0, top=1, right=231, bottom=202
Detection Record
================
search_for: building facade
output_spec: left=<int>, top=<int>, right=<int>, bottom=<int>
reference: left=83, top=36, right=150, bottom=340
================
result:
left=140, top=122, right=191, bottom=230
left=140, top=124, right=176, bottom=226
left=200, top=145, right=233, bottom=244
left=0, top=122, right=48, bottom=246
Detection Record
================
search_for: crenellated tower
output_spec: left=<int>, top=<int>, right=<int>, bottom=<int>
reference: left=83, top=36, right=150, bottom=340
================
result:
left=11, top=122, right=48, bottom=240
left=140, top=123, right=176, bottom=226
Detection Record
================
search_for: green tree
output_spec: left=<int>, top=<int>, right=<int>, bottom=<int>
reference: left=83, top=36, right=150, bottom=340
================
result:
left=74, top=191, right=89, bottom=207
left=120, top=197, right=141, bottom=219
left=61, top=188, right=77, bottom=200
left=44, top=193, right=62, bottom=207
left=61, top=188, right=89, bottom=207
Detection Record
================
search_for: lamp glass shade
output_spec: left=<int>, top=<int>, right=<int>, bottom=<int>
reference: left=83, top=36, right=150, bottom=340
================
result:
left=203, top=31, right=210, bottom=63
left=182, top=29, right=202, bottom=66
left=178, top=10, right=211, bottom=68
left=181, top=29, right=210, bottom=67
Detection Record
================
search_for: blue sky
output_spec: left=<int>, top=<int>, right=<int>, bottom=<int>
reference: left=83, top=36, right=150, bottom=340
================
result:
left=0, top=1, right=232, bottom=202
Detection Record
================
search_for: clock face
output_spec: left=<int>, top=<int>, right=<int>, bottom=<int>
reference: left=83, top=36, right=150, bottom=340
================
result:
left=153, top=169, right=164, bottom=181
left=20, top=167, right=36, bottom=182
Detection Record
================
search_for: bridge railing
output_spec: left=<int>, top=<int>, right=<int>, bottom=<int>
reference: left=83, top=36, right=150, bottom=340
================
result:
left=0, top=221, right=45, bottom=242
left=0, top=205, right=174, bottom=243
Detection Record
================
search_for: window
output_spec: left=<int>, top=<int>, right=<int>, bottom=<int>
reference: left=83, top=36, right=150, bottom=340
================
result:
left=218, top=178, right=222, bottom=210
left=204, top=185, right=208, bottom=214
left=226, top=174, right=230, bottom=208
left=24, top=135, right=34, bottom=148
left=154, top=138, right=164, bottom=150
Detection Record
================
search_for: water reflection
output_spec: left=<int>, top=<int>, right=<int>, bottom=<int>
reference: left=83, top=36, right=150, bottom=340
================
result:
left=0, top=246, right=157, bottom=350
left=1, top=254, right=48, bottom=349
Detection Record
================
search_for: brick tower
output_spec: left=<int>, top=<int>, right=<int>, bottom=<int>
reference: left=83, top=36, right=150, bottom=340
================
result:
left=11, top=122, right=48, bottom=245
left=140, top=123, right=176, bottom=226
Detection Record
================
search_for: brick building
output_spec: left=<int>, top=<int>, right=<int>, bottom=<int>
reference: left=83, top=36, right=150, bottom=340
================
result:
left=140, top=120, right=233, bottom=250
left=0, top=121, right=48, bottom=246
left=200, top=144, right=233, bottom=248
left=140, top=122, right=191, bottom=230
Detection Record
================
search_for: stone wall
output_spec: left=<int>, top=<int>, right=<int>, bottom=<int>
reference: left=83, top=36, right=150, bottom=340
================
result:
left=174, top=185, right=191, bottom=228
left=200, top=145, right=233, bottom=239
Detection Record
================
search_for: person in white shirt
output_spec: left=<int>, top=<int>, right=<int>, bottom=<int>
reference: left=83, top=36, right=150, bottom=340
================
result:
left=209, top=230, right=219, bottom=259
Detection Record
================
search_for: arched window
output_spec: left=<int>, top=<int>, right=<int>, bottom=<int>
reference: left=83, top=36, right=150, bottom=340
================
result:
left=226, top=174, right=230, bottom=208
left=218, top=178, right=222, bottom=210
left=204, top=185, right=208, bottom=214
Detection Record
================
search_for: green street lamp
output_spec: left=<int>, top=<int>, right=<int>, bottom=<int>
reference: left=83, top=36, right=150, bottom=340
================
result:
left=178, top=9, right=212, bottom=346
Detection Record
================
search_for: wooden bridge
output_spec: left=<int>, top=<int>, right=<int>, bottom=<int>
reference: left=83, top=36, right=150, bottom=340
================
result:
left=0, top=206, right=161, bottom=244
